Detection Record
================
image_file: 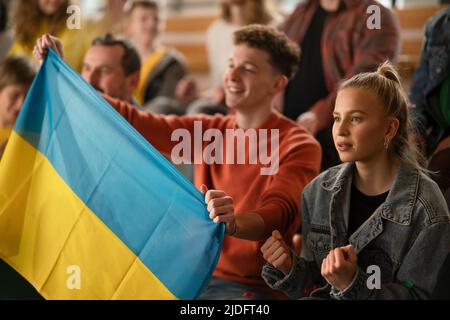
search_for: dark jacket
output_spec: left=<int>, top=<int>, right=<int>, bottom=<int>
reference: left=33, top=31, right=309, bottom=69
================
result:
left=410, top=7, right=450, bottom=156
left=142, top=49, right=187, bottom=105
left=262, top=162, right=450, bottom=299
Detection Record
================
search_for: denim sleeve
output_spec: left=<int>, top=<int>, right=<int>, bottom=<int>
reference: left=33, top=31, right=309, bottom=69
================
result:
left=261, top=193, right=323, bottom=299
left=261, top=250, right=321, bottom=300
left=409, top=18, right=433, bottom=147
left=409, top=29, right=430, bottom=107
left=330, top=222, right=450, bottom=300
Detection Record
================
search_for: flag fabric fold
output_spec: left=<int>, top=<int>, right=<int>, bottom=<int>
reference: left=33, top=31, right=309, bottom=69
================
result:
left=0, top=49, right=224, bottom=300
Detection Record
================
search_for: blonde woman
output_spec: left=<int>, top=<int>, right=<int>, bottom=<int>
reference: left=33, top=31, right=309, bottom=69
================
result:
left=261, top=62, right=450, bottom=300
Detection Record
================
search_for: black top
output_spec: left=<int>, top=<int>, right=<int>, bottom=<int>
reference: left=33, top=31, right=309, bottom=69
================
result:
left=348, top=184, right=389, bottom=237
left=283, top=5, right=329, bottom=121
left=0, top=259, right=43, bottom=299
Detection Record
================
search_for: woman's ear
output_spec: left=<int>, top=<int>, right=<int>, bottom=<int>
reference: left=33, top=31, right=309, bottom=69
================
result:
left=385, top=117, right=400, bottom=142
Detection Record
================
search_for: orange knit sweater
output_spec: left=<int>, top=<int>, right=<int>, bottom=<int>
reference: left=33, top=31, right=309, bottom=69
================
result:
left=104, top=95, right=322, bottom=290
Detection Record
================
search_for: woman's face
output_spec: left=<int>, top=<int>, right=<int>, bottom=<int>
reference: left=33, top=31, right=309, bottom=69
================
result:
left=38, top=0, right=66, bottom=16
left=332, top=87, right=394, bottom=164
left=127, top=6, right=159, bottom=46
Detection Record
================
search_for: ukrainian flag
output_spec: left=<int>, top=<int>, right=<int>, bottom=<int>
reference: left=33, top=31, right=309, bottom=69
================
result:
left=0, top=49, right=224, bottom=300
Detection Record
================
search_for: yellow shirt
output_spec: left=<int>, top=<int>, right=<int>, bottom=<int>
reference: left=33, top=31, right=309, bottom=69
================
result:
left=9, top=19, right=105, bottom=72
left=134, top=47, right=167, bottom=105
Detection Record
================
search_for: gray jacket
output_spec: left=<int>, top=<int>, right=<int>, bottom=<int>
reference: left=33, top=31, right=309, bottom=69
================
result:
left=262, top=162, right=450, bottom=299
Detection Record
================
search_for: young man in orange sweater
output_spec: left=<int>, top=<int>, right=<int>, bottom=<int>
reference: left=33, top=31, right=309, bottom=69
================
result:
left=35, top=25, right=321, bottom=299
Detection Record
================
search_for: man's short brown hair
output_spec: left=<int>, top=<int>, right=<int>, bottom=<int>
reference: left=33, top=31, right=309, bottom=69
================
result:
left=91, top=34, right=141, bottom=76
left=0, top=55, right=36, bottom=91
left=233, top=24, right=300, bottom=79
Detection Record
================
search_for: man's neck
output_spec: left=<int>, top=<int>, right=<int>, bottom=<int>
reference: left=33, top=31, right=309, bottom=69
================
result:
left=354, top=154, right=399, bottom=196
left=235, top=104, right=273, bottom=130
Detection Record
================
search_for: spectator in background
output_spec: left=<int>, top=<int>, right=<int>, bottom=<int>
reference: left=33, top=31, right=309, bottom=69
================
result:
left=0, top=56, right=36, bottom=159
left=176, top=0, right=281, bottom=116
left=81, top=34, right=141, bottom=104
left=409, top=6, right=450, bottom=209
left=409, top=6, right=450, bottom=158
left=9, top=0, right=89, bottom=71
left=35, top=33, right=141, bottom=104
left=279, top=0, right=400, bottom=171
left=8, top=0, right=126, bottom=72
left=124, top=0, right=187, bottom=111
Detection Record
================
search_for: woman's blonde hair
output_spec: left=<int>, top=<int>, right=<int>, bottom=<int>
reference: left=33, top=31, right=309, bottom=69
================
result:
left=339, top=61, right=426, bottom=172
left=221, top=0, right=273, bottom=25
left=10, top=0, right=70, bottom=50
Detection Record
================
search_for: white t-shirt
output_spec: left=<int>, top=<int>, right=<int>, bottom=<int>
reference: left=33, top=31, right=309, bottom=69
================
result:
left=206, top=19, right=239, bottom=88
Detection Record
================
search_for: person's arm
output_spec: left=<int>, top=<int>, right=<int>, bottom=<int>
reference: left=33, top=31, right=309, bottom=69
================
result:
left=102, top=95, right=208, bottom=158
left=261, top=193, right=324, bottom=299
left=331, top=221, right=450, bottom=300
left=254, top=130, right=321, bottom=237
left=203, top=128, right=321, bottom=241
left=202, top=186, right=266, bottom=240
left=305, top=6, right=401, bottom=134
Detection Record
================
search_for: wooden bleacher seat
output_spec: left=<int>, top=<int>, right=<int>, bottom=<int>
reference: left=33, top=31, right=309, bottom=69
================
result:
left=393, top=5, right=448, bottom=86
left=162, top=15, right=216, bottom=75
left=161, top=5, right=448, bottom=87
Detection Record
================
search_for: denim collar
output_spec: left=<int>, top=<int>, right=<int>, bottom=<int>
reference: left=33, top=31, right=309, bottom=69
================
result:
left=320, top=162, right=420, bottom=226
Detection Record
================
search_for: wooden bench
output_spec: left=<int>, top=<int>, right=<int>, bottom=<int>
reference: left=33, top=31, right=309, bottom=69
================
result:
left=162, top=15, right=216, bottom=75
left=393, top=5, right=448, bottom=85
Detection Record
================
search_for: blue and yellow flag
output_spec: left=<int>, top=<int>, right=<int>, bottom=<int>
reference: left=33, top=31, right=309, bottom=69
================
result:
left=0, top=49, right=224, bottom=300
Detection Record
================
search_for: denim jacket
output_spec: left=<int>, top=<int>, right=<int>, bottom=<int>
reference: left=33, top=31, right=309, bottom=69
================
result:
left=262, top=162, right=450, bottom=299
left=410, top=7, right=450, bottom=155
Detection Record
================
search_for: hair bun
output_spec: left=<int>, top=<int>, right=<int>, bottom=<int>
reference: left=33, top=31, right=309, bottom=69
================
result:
left=377, top=60, right=401, bottom=84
